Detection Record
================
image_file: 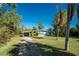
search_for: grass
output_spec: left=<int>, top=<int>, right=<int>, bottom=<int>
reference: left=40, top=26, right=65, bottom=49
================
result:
left=0, top=35, right=79, bottom=56
left=0, top=35, right=21, bottom=56
left=33, top=36, right=79, bottom=56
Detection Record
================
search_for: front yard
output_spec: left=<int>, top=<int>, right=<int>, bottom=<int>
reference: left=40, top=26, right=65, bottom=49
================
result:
left=33, top=36, right=79, bottom=56
left=0, top=35, right=79, bottom=56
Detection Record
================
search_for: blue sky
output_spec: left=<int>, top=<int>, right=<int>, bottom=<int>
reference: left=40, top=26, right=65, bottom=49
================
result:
left=16, top=3, right=78, bottom=30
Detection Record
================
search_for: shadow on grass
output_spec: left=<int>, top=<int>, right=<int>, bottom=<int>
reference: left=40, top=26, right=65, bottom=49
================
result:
left=8, top=42, right=76, bottom=56
left=9, top=43, right=27, bottom=56
left=77, top=40, right=79, bottom=42
left=9, top=44, right=20, bottom=56
left=34, top=43, right=76, bottom=56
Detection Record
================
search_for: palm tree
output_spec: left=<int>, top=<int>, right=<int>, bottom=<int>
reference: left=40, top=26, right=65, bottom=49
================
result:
left=56, top=8, right=63, bottom=40
left=37, top=20, right=43, bottom=33
left=65, top=3, right=75, bottom=50
left=54, top=9, right=67, bottom=38
left=55, top=4, right=62, bottom=40
left=54, top=4, right=67, bottom=40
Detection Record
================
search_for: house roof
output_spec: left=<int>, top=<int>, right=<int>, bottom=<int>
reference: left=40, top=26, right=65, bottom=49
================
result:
left=24, top=27, right=32, bottom=32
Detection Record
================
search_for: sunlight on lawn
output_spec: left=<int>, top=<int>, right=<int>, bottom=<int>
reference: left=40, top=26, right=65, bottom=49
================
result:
left=0, top=35, right=21, bottom=56
left=33, top=36, right=79, bottom=56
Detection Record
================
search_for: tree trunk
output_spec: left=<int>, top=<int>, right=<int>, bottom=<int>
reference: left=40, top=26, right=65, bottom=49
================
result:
left=65, top=20, right=70, bottom=50
left=56, top=26, right=60, bottom=40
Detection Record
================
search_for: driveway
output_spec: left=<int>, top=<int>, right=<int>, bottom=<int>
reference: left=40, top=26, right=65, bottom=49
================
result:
left=18, top=37, right=42, bottom=56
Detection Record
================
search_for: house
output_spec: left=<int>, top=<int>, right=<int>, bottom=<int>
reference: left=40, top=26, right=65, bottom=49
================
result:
left=23, top=27, right=46, bottom=37
left=38, top=31, right=46, bottom=37
left=23, top=27, right=37, bottom=37
left=23, top=27, right=32, bottom=37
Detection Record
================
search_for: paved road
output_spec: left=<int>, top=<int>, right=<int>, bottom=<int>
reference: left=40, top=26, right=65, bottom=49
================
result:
left=18, top=37, right=42, bottom=56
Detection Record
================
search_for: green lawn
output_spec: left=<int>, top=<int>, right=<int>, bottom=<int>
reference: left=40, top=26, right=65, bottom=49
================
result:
left=0, top=35, right=21, bottom=56
left=33, top=36, right=79, bottom=56
left=0, top=36, right=79, bottom=56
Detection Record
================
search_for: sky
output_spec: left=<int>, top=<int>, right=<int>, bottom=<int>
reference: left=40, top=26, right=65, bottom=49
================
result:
left=16, top=3, right=78, bottom=30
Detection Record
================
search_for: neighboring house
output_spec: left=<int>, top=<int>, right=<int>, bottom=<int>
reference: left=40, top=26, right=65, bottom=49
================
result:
left=38, top=31, right=46, bottom=37
left=23, top=27, right=32, bottom=36
left=24, top=31, right=31, bottom=37
left=23, top=27, right=46, bottom=37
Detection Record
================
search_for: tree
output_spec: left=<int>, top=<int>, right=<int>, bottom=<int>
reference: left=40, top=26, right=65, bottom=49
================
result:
left=0, top=10, right=21, bottom=44
left=37, top=20, right=43, bottom=33
left=53, top=10, right=67, bottom=38
left=0, top=8, right=6, bottom=16
left=70, top=27, right=79, bottom=37
left=0, top=4, right=22, bottom=45
left=31, top=26, right=38, bottom=37
left=55, top=4, right=60, bottom=40
left=53, top=4, right=67, bottom=39
left=0, top=3, right=16, bottom=15
left=46, top=28, right=53, bottom=36
left=65, top=3, right=75, bottom=50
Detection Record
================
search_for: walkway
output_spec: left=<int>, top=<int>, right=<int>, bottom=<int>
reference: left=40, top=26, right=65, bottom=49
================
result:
left=18, top=37, right=42, bottom=56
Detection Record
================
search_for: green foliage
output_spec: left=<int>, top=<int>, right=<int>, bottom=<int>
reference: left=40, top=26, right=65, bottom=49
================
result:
left=31, top=27, right=38, bottom=37
left=37, top=20, right=43, bottom=32
left=0, top=3, right=19, bottom=45
left=0, top=3, right=16, bottom=16
left=0, top=8, right=7, bottom=16
left=54, top=10, right=67, bottom=26
left=53, top=10, right=67, bottom=36
left=0, top=27, right=10, bottom=44
left=0, top=10, right=21, bottom=45
left=70, top=25, right=79, bottom=37
left=0, top=35, right=21, bottom=55
left=17, top=25, right=24, bottom=37
left=46, top=28, right=53, bottom=36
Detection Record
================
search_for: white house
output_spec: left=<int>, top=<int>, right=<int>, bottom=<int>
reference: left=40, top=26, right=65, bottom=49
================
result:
left=38, top=31, right=46, bottom=37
